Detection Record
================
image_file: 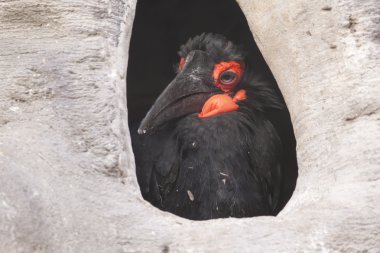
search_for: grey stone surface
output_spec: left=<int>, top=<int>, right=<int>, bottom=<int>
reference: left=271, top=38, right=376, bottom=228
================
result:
left=0, top=0, right=379, bottom=252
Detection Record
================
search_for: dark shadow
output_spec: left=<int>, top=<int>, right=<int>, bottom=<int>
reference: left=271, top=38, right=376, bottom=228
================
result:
left=127, top=0, right=298, bottom=214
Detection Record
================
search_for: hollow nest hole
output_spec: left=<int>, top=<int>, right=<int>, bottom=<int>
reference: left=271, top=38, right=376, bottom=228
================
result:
left=127, top=0, right=298, bottom=220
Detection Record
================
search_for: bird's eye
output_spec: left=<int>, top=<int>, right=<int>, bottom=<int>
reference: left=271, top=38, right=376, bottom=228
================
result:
left=220, top=71, right=237, bottom=84
left=213, top=61, right=244, bottom=92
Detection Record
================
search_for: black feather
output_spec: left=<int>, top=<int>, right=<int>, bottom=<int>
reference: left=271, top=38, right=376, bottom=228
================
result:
left=134, top=33, right=289, bottom=220
left=179, top=33, right=245, bottom=62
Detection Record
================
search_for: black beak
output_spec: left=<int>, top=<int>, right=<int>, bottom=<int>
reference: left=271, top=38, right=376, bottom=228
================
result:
left=138, top=50, right=218, bottom=134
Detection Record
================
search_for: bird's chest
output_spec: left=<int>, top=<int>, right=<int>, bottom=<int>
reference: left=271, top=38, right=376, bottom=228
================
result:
left=176, top=112, right=248, bottom=158
left=154, top=112, right=275, bottom=219
left=166, top=113, right=266, bottom=218
left=174, top=113, right=253, bottom=188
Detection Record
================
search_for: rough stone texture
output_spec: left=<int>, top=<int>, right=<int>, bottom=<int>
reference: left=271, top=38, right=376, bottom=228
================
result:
left=0, top=0, right=379, bottom=252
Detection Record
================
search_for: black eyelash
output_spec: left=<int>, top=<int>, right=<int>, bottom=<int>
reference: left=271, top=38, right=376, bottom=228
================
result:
left=173, top=63, right=180, bottom=74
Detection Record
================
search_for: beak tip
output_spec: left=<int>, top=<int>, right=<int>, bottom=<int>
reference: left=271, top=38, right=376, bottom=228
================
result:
left=137, top=128, right=147, bottom=135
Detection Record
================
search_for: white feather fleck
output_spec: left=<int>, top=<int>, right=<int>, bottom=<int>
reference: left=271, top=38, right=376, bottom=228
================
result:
left=187, top=190, right=194, bottom=201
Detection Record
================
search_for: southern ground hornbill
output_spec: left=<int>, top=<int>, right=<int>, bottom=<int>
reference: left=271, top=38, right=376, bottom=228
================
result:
left=133, top=33, right=295, bottom=220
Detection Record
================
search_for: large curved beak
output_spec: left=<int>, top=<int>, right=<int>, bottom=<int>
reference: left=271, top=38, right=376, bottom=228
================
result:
left=138, top=50, right=217, bottom=134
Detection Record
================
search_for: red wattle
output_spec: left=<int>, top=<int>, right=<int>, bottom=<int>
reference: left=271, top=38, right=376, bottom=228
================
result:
left=198, top=89, right=247, bottom=118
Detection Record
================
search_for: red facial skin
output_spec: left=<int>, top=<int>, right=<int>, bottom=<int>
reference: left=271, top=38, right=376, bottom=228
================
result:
left=199, top=61, right=247, bottom=118
left=213, top=61, right=245, bottom=93
left=178, top=57, right=185, bottom=71
left=198, top=89, right=247, bottom=118
left=178, top=58, right=247, bottom=118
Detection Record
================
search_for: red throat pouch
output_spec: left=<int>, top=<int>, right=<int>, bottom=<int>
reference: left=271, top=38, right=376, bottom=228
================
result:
left=198, top=89, right=247, bottom=118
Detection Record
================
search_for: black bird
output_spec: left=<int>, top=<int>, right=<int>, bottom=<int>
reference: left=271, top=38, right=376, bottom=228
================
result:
left=133, top=33, right=292, bottom=220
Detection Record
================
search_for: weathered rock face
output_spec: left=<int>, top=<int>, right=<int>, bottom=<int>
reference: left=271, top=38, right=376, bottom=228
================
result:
left=0, top=0, right=379, bottom=252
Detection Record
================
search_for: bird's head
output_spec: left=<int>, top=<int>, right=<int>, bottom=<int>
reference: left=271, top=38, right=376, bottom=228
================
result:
left=138, top=33, right=249, bottom=134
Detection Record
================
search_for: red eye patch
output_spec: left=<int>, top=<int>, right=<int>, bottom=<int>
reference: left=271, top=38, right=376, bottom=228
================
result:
left=176, top=57, right=247, bottom=119
left=178, top=57, right=185, bottom=71
left=213, top=61, right=245, bottom=93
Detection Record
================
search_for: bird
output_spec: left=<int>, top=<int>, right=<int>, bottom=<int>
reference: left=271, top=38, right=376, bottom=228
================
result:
left=133, top=33, right=291, bottom=220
